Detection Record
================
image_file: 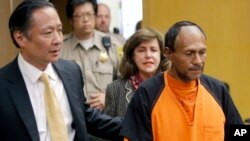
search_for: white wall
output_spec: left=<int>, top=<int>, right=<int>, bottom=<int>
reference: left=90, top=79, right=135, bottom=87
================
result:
left=121, top=0, right=142, bottom=39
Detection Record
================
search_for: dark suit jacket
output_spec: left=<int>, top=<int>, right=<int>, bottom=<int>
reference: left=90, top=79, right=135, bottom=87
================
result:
left=104, top=79, right=135, bottom=117
left=0, top=57, right=122, bottom=141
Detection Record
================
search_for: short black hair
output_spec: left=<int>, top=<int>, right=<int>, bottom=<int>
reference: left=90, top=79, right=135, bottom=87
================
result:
left=164, top=21, right=206, bottom=52
left=8, top=0, right=54, bottom=48
left=66, top=0, right=97, bottom=20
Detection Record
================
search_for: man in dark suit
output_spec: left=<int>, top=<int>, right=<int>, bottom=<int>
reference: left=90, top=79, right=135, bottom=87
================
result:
left=0, top=0, right=122, bottom=141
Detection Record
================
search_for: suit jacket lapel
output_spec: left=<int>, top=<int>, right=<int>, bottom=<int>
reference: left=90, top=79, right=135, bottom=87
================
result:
left=53, top=60, right=86, bottom=139
left=53, top=61, right=81, bottom=110
left=8, top=58, right=40, bottom=141
left=125, top=80, right=134, bottom=103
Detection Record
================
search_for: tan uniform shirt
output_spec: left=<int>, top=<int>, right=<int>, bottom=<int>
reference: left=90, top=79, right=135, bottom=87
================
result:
left=109, top=33, right=126, bottom=46
left=61, top=30, right=120, bottom=99
left=109, top=33, right=126, bottom=61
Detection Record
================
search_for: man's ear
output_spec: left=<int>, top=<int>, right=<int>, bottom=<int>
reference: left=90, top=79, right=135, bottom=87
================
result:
left=14, top=31, right=26, bottom=48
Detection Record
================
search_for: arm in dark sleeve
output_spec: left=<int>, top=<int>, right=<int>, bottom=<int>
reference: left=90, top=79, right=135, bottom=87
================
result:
left=82, top=84, right=123, bottom=140
left=71, top=60, right=123, bottom=141
left=120, top=87, right=153, bottom=141
left=222, top=87, right=243, bottom=141
left=85, top=104, right=123, bottom=141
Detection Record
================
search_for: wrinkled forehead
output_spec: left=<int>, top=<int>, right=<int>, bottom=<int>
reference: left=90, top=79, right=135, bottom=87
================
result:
left=98, top=4, right=110, bottom=14
left=175, top=26, right=206, bottom=50
left=30, top=7, right=61, bottom=28
left=179, top=26, right=205, bottom=38
left=177, top=26, right=205, bottom=42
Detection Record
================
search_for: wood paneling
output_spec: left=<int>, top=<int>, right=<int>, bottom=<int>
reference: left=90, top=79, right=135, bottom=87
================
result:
left=51, top=0, right=71, bottom=34
left=0, top=0, right=21, bottom=67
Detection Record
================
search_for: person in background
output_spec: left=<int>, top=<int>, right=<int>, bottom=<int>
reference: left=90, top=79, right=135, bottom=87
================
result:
left=95, top=3, right=126, bottom=46
left=120, top=21, right=243, bottom=141
left=104, top=28, right=169, bottom=117
left=0, top=0, right=122, bottom=141
left=135, top=20, right=142, bottom=31
left=61, top=0, right=120, bottom=111
left=113, top=27, right=120, bottom=34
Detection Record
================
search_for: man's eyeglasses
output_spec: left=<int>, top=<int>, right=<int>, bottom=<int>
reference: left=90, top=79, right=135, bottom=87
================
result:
left=73, top=12, right=95, bottom=20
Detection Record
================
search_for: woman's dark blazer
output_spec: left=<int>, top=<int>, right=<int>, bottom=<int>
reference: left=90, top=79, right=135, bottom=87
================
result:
left=104, top=79, right=135, bottom=117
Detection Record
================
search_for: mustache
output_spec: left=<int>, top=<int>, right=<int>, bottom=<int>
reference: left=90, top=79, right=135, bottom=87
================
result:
left=189, top=65, right=203, bottom=71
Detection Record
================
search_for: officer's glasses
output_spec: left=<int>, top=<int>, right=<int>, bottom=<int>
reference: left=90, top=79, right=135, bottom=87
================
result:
left=73, top=12, right=95, bottom=20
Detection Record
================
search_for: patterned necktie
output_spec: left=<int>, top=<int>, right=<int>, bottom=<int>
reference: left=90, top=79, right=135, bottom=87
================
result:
left=40, top=73, right=68, bottom=141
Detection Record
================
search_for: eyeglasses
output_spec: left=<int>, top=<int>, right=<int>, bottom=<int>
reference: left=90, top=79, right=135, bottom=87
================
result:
left=73, top=12, right=95, bottom=20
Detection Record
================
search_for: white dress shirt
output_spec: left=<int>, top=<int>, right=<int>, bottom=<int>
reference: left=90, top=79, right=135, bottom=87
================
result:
left=18, top=53, right=75, bottom=141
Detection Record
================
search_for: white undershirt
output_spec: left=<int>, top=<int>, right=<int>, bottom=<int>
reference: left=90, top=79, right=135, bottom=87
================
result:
left=79, top=37, right=94, bottom=50
left=18, top=53, right=75, bottom=141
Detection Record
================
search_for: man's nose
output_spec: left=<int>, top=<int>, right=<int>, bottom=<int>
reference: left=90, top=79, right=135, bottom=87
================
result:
left=193, top=54, right=202, bottom=64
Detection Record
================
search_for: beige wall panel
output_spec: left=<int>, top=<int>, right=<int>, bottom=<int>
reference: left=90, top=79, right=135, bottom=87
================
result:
left=0, top=0, right=22, bottom=67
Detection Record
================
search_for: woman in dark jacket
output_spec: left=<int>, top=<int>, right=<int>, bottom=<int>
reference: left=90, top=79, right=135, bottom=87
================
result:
left=104, top=28, right=170, bottom=117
